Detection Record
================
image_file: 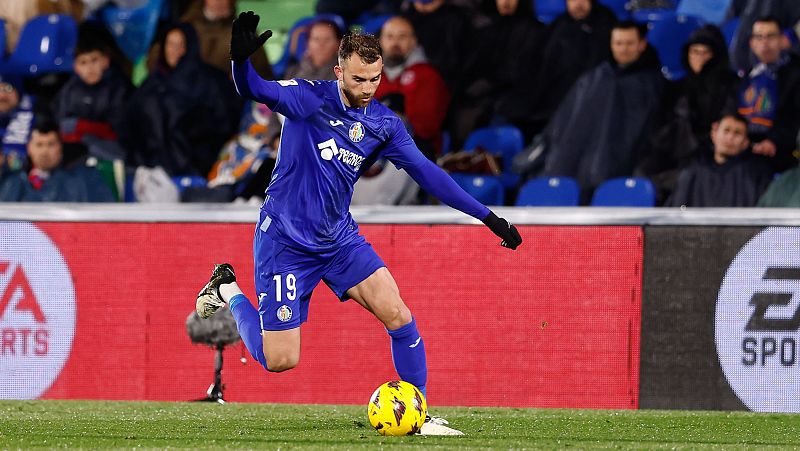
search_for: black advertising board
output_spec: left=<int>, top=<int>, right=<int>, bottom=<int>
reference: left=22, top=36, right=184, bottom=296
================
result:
left=640, top=226, right=800, bottom=412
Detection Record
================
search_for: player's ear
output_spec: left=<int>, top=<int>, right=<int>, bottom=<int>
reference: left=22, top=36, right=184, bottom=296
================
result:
left=334, top=65, right=343, bottom=80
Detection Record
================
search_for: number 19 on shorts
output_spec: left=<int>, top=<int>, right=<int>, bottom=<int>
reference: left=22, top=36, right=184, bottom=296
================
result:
left=273, top=274, right=297, bottom=302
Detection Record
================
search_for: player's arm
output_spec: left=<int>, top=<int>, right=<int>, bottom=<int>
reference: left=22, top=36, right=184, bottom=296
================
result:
left=230, top=12, right=321, bottom=119
left=384, top=124, right=522, bottom=250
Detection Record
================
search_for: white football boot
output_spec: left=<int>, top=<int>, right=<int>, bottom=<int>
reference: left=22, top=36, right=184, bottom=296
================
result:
left=196, top=263, right=236, bottom=318
left=419, top=415, right=464, bottom=436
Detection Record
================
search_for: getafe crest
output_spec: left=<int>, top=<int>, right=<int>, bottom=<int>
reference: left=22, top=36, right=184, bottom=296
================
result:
left=349, top=122, right=365, bottom=143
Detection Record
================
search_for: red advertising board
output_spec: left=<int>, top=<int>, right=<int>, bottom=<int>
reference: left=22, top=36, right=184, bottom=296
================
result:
left=1, top=222, right=642, bottom=408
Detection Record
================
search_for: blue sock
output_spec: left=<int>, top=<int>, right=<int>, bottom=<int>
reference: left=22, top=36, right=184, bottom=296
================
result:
left=387, top=318, right=427, bottom=398
left=229, top=294, right=268, bottom=370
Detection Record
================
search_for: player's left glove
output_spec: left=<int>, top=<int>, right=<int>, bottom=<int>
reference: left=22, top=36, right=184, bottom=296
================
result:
left=230, top=11, right=272, bottom=63
left=482, top=211, right=522, bottom=250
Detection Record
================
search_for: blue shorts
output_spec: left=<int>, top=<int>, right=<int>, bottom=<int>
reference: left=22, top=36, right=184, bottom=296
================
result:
left=253, top=211, right=386, bottom=331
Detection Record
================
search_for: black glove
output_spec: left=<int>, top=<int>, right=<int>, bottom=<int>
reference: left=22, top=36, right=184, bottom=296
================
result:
left=230, top=11, right=272, bottom=63
left=482, top=211, right=522, bottom=250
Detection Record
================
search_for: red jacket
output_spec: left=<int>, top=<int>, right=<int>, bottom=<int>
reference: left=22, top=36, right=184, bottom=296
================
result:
left=376, top=62, right=450, bottom=143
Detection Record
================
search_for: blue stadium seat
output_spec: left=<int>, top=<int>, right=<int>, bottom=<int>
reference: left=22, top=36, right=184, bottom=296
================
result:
left=463, top=125, right=525, bottom=188
left=644, top=13, right=705, bottom=80
left=0, top=19, right=6, bottom=61
left=598, top=0, right=631, bottom=19
left=591, top=177, right=655, bottom=207
left=534, top=0, right=566, bottom=24
left=272, top=14, right=346, bottom=78
left=100, top=0, right=163, bottom=63
left=721, top=16, right=739, bottom=47
left=172, top=175, right=208, bottom=194
left=676, top=0, right=731, bottom=25
left=515, top=176, right=580, bottom=206
left=450, top=173, right=505, bottom=206
left=356, top=14, right=393, bottom=35
left=1, top=14, right=77, bottom=75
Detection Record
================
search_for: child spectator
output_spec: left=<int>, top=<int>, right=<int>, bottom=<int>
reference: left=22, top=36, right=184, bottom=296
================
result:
left=668, top=113, right=773, bottom=207
left=52, top=39, right=133, bottom=164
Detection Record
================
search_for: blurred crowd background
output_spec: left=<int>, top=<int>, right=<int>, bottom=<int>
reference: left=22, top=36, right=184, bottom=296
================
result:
left=0, top=0, right=799, bottom=207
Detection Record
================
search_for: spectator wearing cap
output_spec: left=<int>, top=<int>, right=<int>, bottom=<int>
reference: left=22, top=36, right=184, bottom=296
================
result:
left=0, top=76, right=36, bottom=172
left=737, top=16, right=800, bottom=173
left=0, top=119, right=115, bottom=202
left=375, top=16, right=450, bottom=158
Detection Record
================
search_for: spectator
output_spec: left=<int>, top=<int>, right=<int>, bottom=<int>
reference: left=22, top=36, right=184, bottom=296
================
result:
left=530, top=0, right=617, bottom=135
left=667, top=113, right=773, bottom=207
left=0, top=119, right=115, bottom=202
left=757, top=165, right=800, bottom=207
left=52, top=39, right=133, bottom=165
left=0, top=75, right=35, bottom=172
left=285, top=19, right=342, bottom=80
left=403, top=0, right=474, bottom=88
left=449, top=0, right=545, bottom=146
left=541, top=20, right=664, bottom=201
left=729, top=0, right=800, bottom=74
left=637, top=25, right=740, bottom=204
left=375, top=16, right=450, bottom=157
left=126, top=23, right=240, bottom=177
left=315, top=0, right=401, bottom=27
left=738, top=16, right=800, bottom=173
left=177, top=0, right=273, bottom=79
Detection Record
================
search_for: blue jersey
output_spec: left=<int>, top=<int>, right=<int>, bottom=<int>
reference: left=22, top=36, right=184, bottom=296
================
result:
left=233, top=61, right=489, bottom=252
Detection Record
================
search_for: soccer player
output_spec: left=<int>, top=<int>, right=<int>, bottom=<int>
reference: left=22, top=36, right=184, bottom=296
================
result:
left=196, top=11, right=522, bottom=435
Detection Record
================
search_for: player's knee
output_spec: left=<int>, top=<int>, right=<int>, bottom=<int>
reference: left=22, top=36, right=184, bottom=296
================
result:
left=266, top=353, right=299, bottom=372
left=382, top=304, right=412, bottom=330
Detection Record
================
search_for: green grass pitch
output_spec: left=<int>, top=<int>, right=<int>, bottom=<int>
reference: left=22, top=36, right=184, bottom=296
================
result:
left=2, top=400, right=800, bottom=449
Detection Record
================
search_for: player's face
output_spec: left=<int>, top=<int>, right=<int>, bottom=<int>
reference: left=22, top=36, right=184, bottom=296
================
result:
left=73, top=50, right=110, bottom=86
left=164, top=29, right=187, bottom=69
left=27, top=130, right=63, bottom=172
left=711, top=117, right=749, bottom=157
left=335, top=55, right=383, bottom=108
left=750, top=21, right=782, bottom=64
left=307, top=24, right=340, bottom=69
left=611, top=28, right=646, bottom=66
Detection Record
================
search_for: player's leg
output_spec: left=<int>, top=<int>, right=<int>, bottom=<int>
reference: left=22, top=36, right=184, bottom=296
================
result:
left=346, top=268, right=427, bottom=395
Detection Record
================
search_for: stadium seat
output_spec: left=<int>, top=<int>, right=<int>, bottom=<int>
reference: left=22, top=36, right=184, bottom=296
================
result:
left=590, top=177, right=656, bottom=207
left=172, top=175, right=208, bottom=194
left=598, top=0, right=631, bottom=20
left=272, top=14, right=346, bottom=78
left=463, top=125, right=525, bottom=188
left=515, top=176, right=580, bottom=206
left=100, top=0, right=163, bottom=63
left=644, top=13, right=705, bottom=80
left=0, top=19, right=6, bottom=62
left=356, top=14, right=393, bottom=35
left=449, top=173, right=505, bottom=206
left=676, top=0, right=731, bottom=25
left=534, top=0, right=566, bottom=24
left=721, top=16, right=739, bottom=46
left=1, top=14, right=77, bottom=75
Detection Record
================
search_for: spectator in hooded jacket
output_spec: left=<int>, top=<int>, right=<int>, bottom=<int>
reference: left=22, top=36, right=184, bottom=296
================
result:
left=636, top=25, right=740, bottom=204
left=375, top=16, right=450, bottom=158
left=126, top=23, right=241, bottom=177
left=738, top=16, right=800, bottom=173
left=52, top=39, right=133, bottom=164
left=541, top=20, right=664, bottom=202
left=528, top=0, right=617, bottom=136
left=667, top=113, right=773, bottom=207
left=0, top=75, right=36, bottom=172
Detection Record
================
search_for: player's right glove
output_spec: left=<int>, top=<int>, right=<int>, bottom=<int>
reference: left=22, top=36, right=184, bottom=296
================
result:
left=230, top=11, right=272, bottom=63
left=482, top=211, right=523, bottom=250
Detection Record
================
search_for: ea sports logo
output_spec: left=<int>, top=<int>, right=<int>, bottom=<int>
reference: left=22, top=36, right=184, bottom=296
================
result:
left=716, top=227, right=800, bottom=412
left=0, top=222, right=75, bottom=399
